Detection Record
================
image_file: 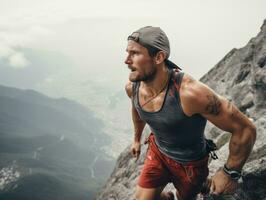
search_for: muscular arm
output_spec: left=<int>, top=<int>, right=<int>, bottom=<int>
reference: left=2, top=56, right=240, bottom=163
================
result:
left=125, top=81, right=146, bottom=143
left=180, top=74, right=257, bottom=170
left=202, top=95, right=256, bottom=170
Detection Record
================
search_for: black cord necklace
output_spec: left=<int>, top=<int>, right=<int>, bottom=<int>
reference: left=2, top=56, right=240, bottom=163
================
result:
left=140, top=70, right=170, bottom=108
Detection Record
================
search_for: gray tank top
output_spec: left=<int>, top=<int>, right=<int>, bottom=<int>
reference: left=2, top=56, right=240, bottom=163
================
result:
left=132, top=69, right=207, bottom=162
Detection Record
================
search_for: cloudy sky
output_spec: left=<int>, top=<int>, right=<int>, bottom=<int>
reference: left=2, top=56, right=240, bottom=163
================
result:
left=0, top=0, right=265, bottom=90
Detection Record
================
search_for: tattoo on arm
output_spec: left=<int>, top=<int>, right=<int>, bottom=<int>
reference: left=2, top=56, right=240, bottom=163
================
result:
left=205, top=94, right=222, bottom=115
left=227, top=100, right=242, bottom=118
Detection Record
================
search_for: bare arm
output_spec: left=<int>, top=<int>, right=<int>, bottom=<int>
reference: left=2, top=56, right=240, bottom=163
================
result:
left=180, top=75, right=256, bottom=170
left=125, top=81, right=146, bottom=142
left=180, top=74, right=256, bottom=194
left=125, top=81, right=146, bottom=161
left=203, top=95, right=256, bottom=170
left=131, top=105, right=146, bottom=142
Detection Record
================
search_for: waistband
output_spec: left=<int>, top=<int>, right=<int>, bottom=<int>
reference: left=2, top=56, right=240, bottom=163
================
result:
left=145, top=133, right=209, bottom=166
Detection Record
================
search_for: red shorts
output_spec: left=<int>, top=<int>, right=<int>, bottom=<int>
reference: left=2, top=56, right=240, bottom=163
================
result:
left=138, top=133, right=209, bottom=200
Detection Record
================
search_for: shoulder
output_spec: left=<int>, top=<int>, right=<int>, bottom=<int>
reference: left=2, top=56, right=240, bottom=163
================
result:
left=181, top=74, right=256, bottom=135
left=125, top=81, right=133, bottom=98
left=180, top=73, right=221, bottom=116
left=181, top=73, right=210, bottom=96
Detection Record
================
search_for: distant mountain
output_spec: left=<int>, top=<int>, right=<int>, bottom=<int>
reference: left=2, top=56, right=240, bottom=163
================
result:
left=0, top=85, right=115, bottom=200
left=35, top=70, right=133, bottom=158
left=0, top=173, right=95, bottom=200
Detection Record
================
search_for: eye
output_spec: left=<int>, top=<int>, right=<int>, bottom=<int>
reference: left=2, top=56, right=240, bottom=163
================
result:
left=132, top=51, right=139, bottom=55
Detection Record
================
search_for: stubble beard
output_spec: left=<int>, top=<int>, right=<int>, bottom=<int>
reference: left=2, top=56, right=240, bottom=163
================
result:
left=141, top=68, right=157, bottom=82
left=129, top=64, right=157, bottom=83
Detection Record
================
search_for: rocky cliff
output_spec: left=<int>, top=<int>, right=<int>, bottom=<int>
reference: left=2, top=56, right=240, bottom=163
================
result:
left=96, top=19, right=266, bottom=200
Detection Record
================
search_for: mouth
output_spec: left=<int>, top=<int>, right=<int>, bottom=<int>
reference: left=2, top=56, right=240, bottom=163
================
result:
left=128, top=66, right=137, bottom=72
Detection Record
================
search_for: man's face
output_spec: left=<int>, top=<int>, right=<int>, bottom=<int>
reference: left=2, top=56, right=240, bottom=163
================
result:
left=125, top=40, right=156, bottom=82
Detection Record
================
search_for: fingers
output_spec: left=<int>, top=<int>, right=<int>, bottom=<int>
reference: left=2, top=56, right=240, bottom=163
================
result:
left=132, top=148, right=139, bottom=157
left=210, top=178, right=222, bottom=195
left=135, top=149, right=140, bottom=161
left=209, top=178, right=216, bottom=194
left=131, top=141, right=141, bottom=162
left=131, top=147, right=140, bottom=161
left=223, top=181, right=239, bottom=195
left=135, top=151, right=140, bottom=162
left=208, top=172, right=239, bottom=196
left=209, top=178, right=235, bottom=195
left=201, top=178, right=211, bottom=194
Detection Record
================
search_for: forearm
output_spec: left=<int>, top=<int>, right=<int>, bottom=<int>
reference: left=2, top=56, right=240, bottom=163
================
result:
left=133, top=120, right=146, bottom=142
left=226, top=125, right=256, bottom=170
left=132, top=106, right=146, bottom=142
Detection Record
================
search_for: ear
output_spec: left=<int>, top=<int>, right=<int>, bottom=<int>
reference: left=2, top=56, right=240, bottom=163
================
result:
left=154, top=51, right=167, bottom=65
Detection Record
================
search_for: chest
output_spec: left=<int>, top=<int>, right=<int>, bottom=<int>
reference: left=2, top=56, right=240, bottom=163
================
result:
left=138, top=88, right=167, bottom=112
left=136, top=87, right=188, bottom=129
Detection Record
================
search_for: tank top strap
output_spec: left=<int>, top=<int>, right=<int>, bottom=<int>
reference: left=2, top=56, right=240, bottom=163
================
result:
left=169, top=69, right=184, bottom=104
left=171, top=69, right=184, bottom=91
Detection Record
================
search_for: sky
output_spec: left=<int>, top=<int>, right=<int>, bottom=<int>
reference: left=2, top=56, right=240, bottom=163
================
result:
left=0, top=0, right=266, bottom=88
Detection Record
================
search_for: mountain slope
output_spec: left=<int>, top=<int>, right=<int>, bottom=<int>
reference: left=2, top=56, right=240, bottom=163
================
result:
left=0, top=85, right=115, bottom=200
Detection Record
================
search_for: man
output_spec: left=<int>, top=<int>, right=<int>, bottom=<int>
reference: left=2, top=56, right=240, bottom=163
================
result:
left=124, top=26, right=256, bottom=200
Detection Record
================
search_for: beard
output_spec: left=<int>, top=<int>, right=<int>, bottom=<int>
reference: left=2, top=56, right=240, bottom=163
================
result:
left=129, top=65, right=157, bottom=82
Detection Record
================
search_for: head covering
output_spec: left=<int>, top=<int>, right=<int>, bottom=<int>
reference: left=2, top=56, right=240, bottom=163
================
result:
left=127, top=26, right=181, bottom=70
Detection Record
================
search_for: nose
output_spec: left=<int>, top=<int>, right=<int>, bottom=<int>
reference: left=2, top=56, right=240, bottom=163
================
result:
left=124, top=54, right=132, bottom=65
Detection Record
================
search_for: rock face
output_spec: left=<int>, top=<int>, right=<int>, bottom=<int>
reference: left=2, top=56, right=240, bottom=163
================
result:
left=96, top=19, right=266, bottom=200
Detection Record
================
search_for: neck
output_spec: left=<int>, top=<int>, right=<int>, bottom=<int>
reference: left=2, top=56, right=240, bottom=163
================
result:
left=141, top=63, right=169, bottom=95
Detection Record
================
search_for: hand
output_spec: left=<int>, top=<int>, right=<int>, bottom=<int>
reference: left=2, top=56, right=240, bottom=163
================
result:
left=210, top=169, right=239, bottom=195
left=131, top=141, right=141, bottom=161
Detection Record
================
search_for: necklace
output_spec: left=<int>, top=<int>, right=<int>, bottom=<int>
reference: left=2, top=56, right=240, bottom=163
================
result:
left=140, top=70, right=170, bottom=108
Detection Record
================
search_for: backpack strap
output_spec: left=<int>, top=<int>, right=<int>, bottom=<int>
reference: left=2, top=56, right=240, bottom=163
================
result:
left=205, top=139, right=219, bottom=160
